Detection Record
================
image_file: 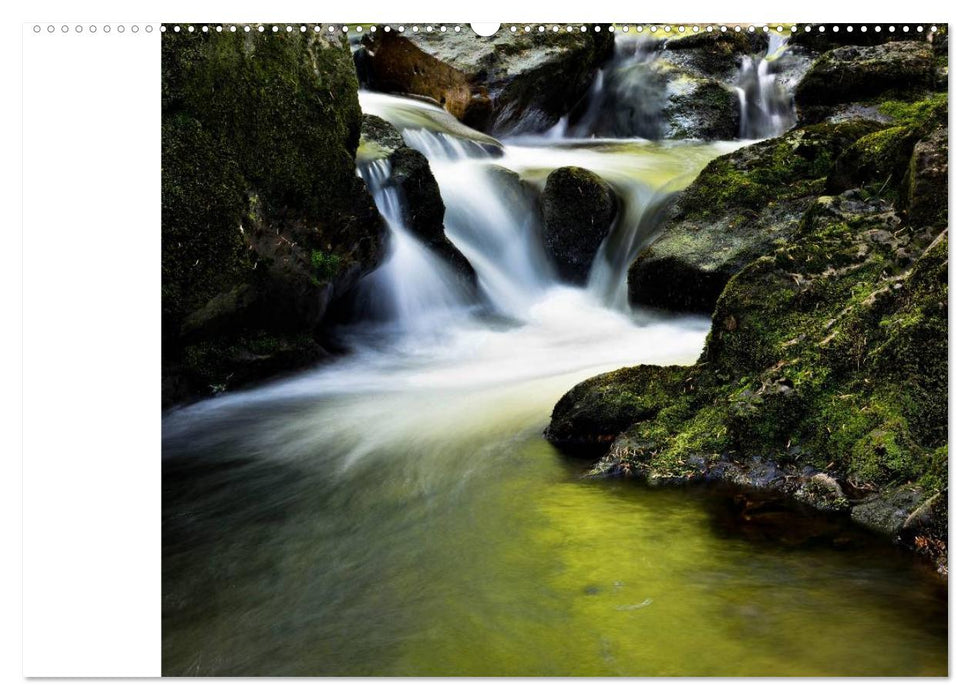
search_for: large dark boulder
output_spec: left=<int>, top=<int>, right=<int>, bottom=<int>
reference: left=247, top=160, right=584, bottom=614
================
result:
left=162, top=26, right=387, bottom=406
left=541, top=167, right=617, bottom=283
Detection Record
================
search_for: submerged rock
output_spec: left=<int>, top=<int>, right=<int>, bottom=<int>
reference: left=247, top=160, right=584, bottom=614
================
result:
left=162, top=26, right=387, bottom=406
left=541, top=167, right=617, bottom=284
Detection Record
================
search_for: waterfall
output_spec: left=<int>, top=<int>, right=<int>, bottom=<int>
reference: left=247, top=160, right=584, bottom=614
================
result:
left=353, top=159, right=474, bottom=334
left=734, top=33, right=796, bottom=139
left=358, top=91, right=740, bottom=324
left=565, top=37, right=669, bottom=140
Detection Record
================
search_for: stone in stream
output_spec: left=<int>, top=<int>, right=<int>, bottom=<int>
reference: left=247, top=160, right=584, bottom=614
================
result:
left=358, top=115, right=477, bottom=288
left=357, top=26, right=614, bottom=134
left=541, top=167, right=617, bottom=284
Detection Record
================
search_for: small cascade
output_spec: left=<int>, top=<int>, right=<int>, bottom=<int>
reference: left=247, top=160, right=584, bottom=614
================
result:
left=353, top=159, right=474, bottom=334
left=425, top=157, right=554, bottom=316
left=586, top=185, right=676, bottom=310
left=567, top=38, right=669, bottom=139
left=735, top=33, right=796, bottom=139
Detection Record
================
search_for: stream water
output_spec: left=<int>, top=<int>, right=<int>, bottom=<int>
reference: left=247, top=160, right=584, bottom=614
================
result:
left=162, top=82, right=947, bottom=676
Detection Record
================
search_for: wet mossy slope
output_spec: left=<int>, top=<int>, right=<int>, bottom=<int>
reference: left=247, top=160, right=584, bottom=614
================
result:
left=162, top=26, right=386, bottom=406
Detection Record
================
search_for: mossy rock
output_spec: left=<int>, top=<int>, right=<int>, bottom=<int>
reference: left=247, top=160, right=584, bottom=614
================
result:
left=550, top=84, right=948, bottom=566
left=663, top=30, right=769, bottom=81
left=794, top=42, right=935, bottom=121
left=545, top=364, right=695, bottom=455
left=162, top=25, right=387, bottom=405
left=627, top=119, right=885, bottom=312
left=665, top=78, right=740, bottom=140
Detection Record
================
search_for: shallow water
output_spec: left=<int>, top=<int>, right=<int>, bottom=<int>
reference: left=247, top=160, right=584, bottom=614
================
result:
left=162, top=289, right=947, bottom=677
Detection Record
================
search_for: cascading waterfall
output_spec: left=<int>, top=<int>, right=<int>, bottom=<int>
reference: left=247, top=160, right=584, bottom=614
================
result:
left=735, top=33, right=796, bottom=139
left=353, top=158, right=474, bottom=334
left=359, top=90, right=742, bottom=319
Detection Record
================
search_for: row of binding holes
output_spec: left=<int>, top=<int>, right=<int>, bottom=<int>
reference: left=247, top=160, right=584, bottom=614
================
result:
left=37, top=24, right=941, bottom=34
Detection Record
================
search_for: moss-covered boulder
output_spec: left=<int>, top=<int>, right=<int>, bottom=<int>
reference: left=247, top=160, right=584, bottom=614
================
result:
left=541, top=167, right=617, bottom=283
left=550, top=86, right=948, bottom=570
left=545, top=365, right=694, bottom=455
left=794, top=42, right=936, bottom=123
left=628, top=119, right=884, bottom=311
left=359, top=26, right=614, bottom=134
left=162, top=25, right=387, bottom=406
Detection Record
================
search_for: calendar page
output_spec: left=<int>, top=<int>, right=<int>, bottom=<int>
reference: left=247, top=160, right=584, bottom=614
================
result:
left=20, top=2, right=951, bottom=685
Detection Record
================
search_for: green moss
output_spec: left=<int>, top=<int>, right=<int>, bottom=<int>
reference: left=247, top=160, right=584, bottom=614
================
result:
left=877, top=92, right=948, bottom=125
left=310, top=249, right=342, bottom=283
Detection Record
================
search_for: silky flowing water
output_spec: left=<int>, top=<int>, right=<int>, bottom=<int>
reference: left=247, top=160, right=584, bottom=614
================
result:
left=162, top=88, right=947, bottom=676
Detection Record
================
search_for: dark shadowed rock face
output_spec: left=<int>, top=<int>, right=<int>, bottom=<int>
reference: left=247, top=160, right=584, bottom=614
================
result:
left=795, top=41, right=935, bottom=123
left=357, top=26, right=614, bottom=134
left=162, top=27, right=387, bottom=406
left=541, top=167, right=617, bottom=284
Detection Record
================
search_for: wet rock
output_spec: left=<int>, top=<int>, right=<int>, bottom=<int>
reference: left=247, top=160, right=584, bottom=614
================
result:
left=359, top=26, right=614, bottom=134
left=794, top=473, right=849, bottom=512
left=541, top=167, right=617, bottom=283
left=389, top=147, right=477, bottom=285
left=851, top=485, right=926, bottom=537
left=795, top=42, right=935, bottom=123
left=545, top=364, right=694, bottom=456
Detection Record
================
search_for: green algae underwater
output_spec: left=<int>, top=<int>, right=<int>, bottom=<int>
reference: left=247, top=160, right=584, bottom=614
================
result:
left=162, top=304, right=946, bottom=676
